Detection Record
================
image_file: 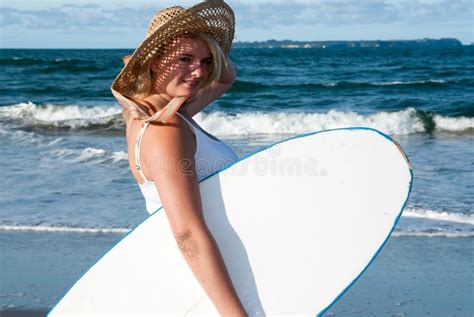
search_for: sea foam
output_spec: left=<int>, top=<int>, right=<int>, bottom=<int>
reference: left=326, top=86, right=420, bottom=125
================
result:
left=51, top=147, right=128, bottom=164
left=0, top=102, right=122, bottom=129
left=403, top=208, right=474, bottom=225
left=1, top=102, right=472, bottom=135
left=195, top=108, right=473, bottom=135
left=0, top=225, right=129, bottom=234
left=1, top=224, right=471, bottom=238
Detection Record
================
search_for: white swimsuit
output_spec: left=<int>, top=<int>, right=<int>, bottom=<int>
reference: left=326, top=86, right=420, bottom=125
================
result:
left=135, top=112, right=238, bottom=214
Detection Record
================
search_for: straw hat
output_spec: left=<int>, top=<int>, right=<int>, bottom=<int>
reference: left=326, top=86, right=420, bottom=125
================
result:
left=112, top=0, right=235, bottom=101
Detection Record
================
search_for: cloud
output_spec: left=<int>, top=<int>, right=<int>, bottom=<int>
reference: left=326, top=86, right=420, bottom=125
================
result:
left=0, top=5, right=155, bottom=30
left=0, top=0, right=472, bottom=30
left=230, top=0, right=473, bottom=28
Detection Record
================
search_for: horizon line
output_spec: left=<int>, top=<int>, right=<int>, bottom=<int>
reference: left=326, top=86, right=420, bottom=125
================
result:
left=1, top=37, right=471, bottom=49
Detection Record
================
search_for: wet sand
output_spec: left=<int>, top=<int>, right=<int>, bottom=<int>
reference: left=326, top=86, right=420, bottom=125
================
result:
left=1, top=231, right=472, bottom=316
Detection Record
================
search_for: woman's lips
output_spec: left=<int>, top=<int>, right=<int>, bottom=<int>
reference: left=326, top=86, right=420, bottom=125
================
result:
left=183, top=80, right=200, bottom=87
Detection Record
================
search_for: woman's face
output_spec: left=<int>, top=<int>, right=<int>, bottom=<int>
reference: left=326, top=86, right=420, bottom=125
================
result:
left=151, top=36, right=212, bottom=98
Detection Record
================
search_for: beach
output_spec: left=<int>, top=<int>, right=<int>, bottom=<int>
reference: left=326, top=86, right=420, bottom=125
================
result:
left=1, top=231, right=472, bottom=316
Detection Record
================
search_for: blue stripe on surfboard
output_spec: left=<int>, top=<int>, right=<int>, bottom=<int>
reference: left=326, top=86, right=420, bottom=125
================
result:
left=48, top=126, right=413, bottom=316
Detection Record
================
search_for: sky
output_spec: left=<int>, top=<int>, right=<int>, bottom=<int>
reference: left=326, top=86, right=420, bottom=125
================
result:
left=0, top=0, right=473, bottom=48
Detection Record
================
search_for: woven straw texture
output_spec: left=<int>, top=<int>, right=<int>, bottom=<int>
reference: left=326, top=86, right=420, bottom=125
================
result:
left=112, top=0, right=235, bottom=97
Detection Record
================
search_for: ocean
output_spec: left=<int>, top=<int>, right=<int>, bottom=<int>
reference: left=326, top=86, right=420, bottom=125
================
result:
left=1, top=47, right=473, bottom=315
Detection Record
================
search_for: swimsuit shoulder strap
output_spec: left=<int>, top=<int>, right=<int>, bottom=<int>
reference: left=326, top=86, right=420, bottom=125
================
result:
left=134, top=122, right=151, bottom=183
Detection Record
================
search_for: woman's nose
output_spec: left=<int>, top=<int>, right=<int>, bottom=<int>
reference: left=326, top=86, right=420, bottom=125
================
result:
left=190, top=63, right=206, bottom=78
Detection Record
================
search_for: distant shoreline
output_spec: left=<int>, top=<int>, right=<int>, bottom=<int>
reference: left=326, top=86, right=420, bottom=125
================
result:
left=0, top=38, right=470, bottom=50
left=233, top=38, right=464, bottom=49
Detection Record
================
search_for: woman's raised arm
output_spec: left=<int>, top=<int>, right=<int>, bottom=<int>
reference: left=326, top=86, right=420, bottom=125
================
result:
left=184, top=57, right=237, bottom=117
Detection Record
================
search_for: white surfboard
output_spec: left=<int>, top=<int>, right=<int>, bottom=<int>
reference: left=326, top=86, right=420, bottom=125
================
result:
left=49, top=127, right=412, bottom=316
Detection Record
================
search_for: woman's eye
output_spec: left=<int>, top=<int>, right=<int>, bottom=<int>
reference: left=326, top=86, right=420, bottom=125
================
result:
left=203, top=59, right=212, bottom=65
left=179, top=57, right=191, bottom=63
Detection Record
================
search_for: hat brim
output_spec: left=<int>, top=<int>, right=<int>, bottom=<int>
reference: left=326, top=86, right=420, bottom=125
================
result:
left=112, top=0, right=235, bottom=98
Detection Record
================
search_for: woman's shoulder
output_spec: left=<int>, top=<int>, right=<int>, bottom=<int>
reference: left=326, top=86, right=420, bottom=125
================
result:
left=138, top=115, right=196, bottom=160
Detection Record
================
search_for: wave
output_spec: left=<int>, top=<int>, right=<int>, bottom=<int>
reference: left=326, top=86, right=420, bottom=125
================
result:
left=395, top=208, right=474, bottom=238
left=194, top=108, right=474, bottom=136
left=228, top=80, right=268, bottom=93
left=51, top=147, right=128, bottom=164
left=75, top=148, right=128, bottom=163
left=1, top=56, right=60, bottom=66
left=1, top=103, right=472, bottom=136
left=1, top=208, right=470, bottom=237
left=1, top=127, right=128, bottom=165
left=0, top=102, right=123, bottom=131
left=0, top=127, right=64, bottom=147
left=0, top=225, right=129, bottom=234
left=371, top=79, right=446, bottom=86
left=403, top=208, right=474, bottom=225
left=37, top=65, right=104, bottom=74
left=432, top=115, right=474, bottom=132
left=230, top=78, right=468, bottom=93
left=1, top=126, right=125, bottom=164
left=1, top=224, right=471, bottom=238
left=392, top=230, right=474, bottom=238
left=1, top=56, right=102, bottom=70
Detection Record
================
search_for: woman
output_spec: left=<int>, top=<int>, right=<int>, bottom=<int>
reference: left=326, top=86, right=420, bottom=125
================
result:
left=111, top=1, right=247, bottom=316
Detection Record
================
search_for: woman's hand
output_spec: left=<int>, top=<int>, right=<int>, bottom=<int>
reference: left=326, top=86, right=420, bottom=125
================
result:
left=122, top=55, right=131, bottom=65
left=184, top=57, right=237, bottom=117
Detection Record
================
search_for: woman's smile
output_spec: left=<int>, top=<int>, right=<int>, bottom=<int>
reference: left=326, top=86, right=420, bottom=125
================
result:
left=182, top=79, right=201, bottom=88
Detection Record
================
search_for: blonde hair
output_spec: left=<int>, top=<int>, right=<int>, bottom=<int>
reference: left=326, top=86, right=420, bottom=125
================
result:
left=123, top=32, right=226, bottom=122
